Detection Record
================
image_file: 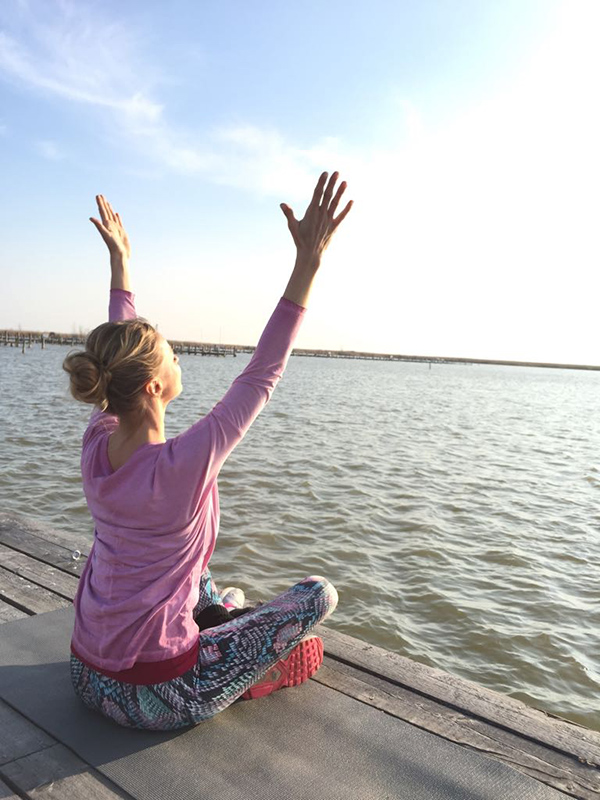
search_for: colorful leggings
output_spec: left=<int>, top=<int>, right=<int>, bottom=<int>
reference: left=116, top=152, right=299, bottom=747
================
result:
left=70, top=572, right=338, bottom=731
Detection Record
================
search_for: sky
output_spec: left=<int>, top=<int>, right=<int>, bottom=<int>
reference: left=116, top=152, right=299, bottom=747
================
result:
left=1, top=0, right=600, bottom=363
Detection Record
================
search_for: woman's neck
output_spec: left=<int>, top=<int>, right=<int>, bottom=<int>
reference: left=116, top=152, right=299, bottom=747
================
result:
left=117, top=402, right=166, bottom=444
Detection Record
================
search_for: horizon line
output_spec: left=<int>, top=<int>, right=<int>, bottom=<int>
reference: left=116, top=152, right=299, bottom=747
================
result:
left=2, top=328, right=600, bottom=372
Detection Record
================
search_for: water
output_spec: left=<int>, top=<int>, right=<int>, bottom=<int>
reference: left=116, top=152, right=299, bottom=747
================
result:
left=1, top=342, right=599, bottom=730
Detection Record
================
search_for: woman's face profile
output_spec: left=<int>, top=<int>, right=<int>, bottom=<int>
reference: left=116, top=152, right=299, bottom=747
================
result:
left=157, top=334, right=183, bottom=401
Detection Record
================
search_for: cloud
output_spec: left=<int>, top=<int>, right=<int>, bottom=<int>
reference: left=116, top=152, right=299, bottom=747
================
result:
left=0, top=0, right=343, bottom=198
left=206, top=127, right=348, bottom=198
left=0, top=1, right=163, bottom=123
left=1, top=0, right=599, bottom=225
left=0, top=1, right=344, bottom=203
left=2, top=0, right=600, bottom=361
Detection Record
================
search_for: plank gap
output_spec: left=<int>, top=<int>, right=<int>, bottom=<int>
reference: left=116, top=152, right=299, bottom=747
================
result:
left=0, top=768, right=30, bottom=800
left=0, top=546, right=78, bottom=603
left=0, top=595, right=35, bottom=618
left=0, top=529, right=86, bottom=579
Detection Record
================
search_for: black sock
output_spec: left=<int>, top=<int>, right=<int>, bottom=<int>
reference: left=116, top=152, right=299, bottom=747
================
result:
left=194, top=604, right=233, bottom=630
left=227, top=601, right=264, bottom=619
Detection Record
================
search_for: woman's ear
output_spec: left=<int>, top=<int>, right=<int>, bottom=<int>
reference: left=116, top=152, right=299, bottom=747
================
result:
left=145, top=378, right=163, bottom=399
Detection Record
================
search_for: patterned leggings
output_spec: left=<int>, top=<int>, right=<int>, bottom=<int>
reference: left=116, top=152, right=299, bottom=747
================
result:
left=70, top=572, right=338, bottom=731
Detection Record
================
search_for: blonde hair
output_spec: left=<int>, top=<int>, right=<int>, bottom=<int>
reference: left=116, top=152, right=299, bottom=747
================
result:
left=62, top=318, right=163, bottom=417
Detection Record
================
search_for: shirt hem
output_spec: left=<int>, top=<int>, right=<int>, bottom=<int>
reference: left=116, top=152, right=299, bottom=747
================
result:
left=70, top=638, right=199, bottom=685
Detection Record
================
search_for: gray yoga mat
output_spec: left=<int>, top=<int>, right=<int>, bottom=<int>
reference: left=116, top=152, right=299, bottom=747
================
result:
left=0, top=607, right=566, bottom=800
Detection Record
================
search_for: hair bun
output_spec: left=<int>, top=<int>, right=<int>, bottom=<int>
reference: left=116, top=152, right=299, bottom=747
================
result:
left=91, top=354, right=112, bottom=385
left=101, top=366, right=113, bottom=385
left=62, top=349, right=109, bottom=409
left=64, top=316, right=163, bottom=417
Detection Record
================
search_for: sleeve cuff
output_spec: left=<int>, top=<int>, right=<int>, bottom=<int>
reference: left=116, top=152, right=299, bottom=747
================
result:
left=279, top=296, right=307, bottom=313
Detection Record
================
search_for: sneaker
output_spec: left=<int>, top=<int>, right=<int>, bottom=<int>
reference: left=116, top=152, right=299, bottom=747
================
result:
left=241, top=635, right=324, bottom=700
left=219, top=587, right=245, bottom=610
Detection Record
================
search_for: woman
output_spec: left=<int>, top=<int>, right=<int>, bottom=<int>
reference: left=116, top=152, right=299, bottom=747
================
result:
left=63, top=171, right=353, bottom=730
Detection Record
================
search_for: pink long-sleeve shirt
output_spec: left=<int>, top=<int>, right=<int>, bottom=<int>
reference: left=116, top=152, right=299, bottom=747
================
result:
left=70, top=288, right=305, bottom=683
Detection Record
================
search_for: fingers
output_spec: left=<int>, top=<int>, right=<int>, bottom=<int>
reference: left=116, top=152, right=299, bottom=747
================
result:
left=332, top=199, right=354, bottom=228
left=89, top=216, right=110, bottom=243
left=328, top=180, right=347, bottom=217
left=95, top=196, right=108, bottom=226
left=314, top=171, right=352, bottom=223
left=320, top=171, right=339, bottom=209
left=281, top=203, right=300, bottom=246
left=96, top=195, right=118, bottom=225
left=104, top=197, right=117, bottom=222
left=98, top=195, right=108, bottom=223
left=281, top=202, right=300, bottom=228
left=312, top=171, right=347, bottom=217
left=309, top=172, right=329, bottom=208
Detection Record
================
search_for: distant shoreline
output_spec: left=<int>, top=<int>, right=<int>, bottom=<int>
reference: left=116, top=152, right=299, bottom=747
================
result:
left=291, top=347, right=600, bottom=371
left=2, top=328, right=599, bottom=371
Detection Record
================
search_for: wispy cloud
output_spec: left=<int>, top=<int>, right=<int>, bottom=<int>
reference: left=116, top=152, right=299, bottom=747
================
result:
left=0, top=2, right=163, bottom=122
left=1, top=0, right=599, bottom=224
left=0, top=0, right=344, bottom=199
left=2, top=0, right=600, bottom=361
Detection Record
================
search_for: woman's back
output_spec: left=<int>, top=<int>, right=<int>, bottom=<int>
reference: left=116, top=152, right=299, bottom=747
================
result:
left=71, top=290, right=306, bottom=675
left=107, top=431, right=164, bottom=472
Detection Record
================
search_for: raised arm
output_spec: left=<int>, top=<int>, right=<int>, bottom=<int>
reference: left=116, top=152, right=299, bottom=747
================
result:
left=90, top=194, right=132, bottom=295
left=86, top=196, right=136, bottom=425
left=167, top=171, right=353, bottom=488
left=208, top=170, right=353, bottom=455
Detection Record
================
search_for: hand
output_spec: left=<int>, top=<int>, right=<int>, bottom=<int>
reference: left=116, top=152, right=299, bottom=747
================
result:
left=280, top=171, right=353, bottom=261
left=89, top=195, right=131, bottom=259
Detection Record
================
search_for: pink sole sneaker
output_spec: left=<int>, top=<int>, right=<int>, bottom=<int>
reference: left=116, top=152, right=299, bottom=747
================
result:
left=241, top=636, right=324, bottom=700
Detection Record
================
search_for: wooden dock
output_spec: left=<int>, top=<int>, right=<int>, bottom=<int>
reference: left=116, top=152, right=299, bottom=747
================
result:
left=5, top=329, right=600, bottom=370
left=0, top=513, right=598, bottom=799
left=0, top=330, right=243, bottom=357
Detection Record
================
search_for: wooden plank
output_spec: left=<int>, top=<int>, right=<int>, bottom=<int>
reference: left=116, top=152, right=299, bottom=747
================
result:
left=0, top=567, right=70, bottom=615
left=318, top=626, right=600, bottom=766
left=2, top=518, right=597, bottom=793
left=1, top=743, right=133, bottom=799
left=0, top=777, right=19, bottom=800
left=0, top=545, right=79, bottom=601
left=0, top=524, right=86, bottom=578
left=0, top=601, right=29, bottom=624
left=0, top=699, right=55, bottom=767
left=0, top=514, right=91, bottom=559
left=315, top=659, right=599, bottom=800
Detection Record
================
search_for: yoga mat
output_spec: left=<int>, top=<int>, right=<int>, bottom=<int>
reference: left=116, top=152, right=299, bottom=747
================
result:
left=0, top=608, right=567, bottom=800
